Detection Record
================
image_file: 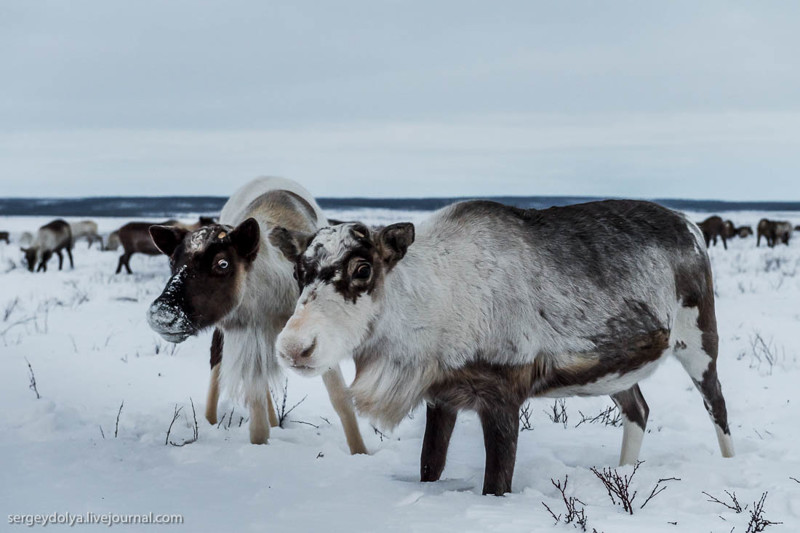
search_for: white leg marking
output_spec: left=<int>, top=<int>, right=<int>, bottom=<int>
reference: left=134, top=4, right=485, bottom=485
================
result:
left=205, top=364, right=220, bottom=425
left=671, top=306, right=712, bottom=379
left=619, top=414, right=645, bottom=466
left=715, top=422, right=735, bottom=458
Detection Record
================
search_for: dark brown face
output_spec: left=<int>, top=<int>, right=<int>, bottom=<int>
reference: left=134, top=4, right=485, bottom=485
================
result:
left=22, top=248, right=37, bottom=272
left=146, top=219, right=260, bottom=343
left=722, top=220, right=736, bottom=239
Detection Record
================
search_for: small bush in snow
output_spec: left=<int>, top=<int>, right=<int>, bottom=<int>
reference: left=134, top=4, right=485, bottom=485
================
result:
left=576, top=405, right=622, bottom=428
left=541, top=475, right=588, bottom=530
left=545, top=399, right=568, bottom=428
left=745, top=492, right=781, bottom=533
left=519, top=402, right=533, bottom=432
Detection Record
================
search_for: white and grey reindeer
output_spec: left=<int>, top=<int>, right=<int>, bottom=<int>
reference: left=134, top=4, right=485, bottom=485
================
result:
left=22, top=219, right=74, bottom=273
left=271, top=199, right=735, bottom=495
left=146, top=177, right=366, bottom=453
left=70, top=220, right=103, bottom=249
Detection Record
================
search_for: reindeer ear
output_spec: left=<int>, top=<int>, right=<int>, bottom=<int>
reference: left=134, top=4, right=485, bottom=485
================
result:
left=149, top=225, right=189, bottom=256
left=230, top=218, right=260, bottom=262
left=269, top=227, right=312, bottom=262
left=378, top=222, right=415, bottom=269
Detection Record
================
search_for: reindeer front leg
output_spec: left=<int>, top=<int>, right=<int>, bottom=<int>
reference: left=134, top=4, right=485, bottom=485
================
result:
left=421, top=402, right=457, bottom=482
left=248, top=394, right=269, bottom=444
left=205, top=329, right=223, bottom=425
left=205, top=364, right=220, bottom=425
left=322, top=365, right=368, bottom=455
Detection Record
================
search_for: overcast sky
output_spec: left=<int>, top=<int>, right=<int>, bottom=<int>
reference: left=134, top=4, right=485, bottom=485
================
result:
left=2, top=1, right=799, bottom=200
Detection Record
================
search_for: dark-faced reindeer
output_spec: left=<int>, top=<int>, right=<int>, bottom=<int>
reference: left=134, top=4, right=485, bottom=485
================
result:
left=70, top=220, right=103, bottom=249
left=146, top=177, right=366, bottom=453
left=0, top=231, right=9, bottom=244
left=757, top=219, right=792, bottom=247
left=115, top=218, right=217, bottom=273
left=21, top=219, right=74, bottom=273
left=272, top=200, right=735, bottom=496
left=698, top=216, right=734, bottom=250
left=115, top=222, right=166, bottom=274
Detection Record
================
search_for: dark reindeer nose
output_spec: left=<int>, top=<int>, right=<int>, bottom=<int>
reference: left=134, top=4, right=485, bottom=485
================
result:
left=146, top=297, right=193, bottom=343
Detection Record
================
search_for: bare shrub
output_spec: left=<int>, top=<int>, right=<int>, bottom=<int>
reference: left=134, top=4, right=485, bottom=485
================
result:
left=271, top=379, right=307, bottom=428
left=541, top=475, right=588, bottom=530
left=0, top=316, right=35, bottom=339
left=590, top=461, right=677, bottom=515
left=165, top=405, right=182, bottom=445
left=576, top=405, right=622, bottom=428
left=748, top=332, right=781, bottom=374
left=3, top=297, right=19, bottom=322
left=591, top=462, right=640, bottom=514
left=114, top=401, right=124, bottom=438
left=746, top=492, right=781, bottom=533
left=165, top=399, right=199, bottom=446
left=545, top=399, right=568, bottom=428
left=703, top=490, right=744, bottom=513
left=640, top=476, right=680, bottom=510
left=25, top=358, right=40, bottom=399
left=215, top=406, right=248, bottom=431
left=519, top=402, right=534, bottom=432
left=371, top=425, right=391, bottom=442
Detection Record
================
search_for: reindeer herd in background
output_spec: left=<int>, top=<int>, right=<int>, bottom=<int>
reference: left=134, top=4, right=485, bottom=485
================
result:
left=697, top=215, right=795, bottom=250
left=1, top=213, right=796, bottom=274
left=1, top=217, right=216, bottom=273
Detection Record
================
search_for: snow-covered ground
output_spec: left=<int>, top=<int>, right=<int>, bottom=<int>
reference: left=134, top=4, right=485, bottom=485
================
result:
left=0, top=209, right=799, bottom=532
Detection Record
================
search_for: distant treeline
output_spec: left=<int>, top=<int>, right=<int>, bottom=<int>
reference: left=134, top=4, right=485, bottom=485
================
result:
left=1, top=196, right=799, bottom=217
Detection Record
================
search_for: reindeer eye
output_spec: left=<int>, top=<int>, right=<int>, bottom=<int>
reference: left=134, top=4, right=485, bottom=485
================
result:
left=353, top=263, right=372, bottom=280
left=217, top=259, right=229, bottom=270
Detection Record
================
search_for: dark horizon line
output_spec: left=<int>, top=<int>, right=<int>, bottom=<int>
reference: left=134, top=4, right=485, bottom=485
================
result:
left=2, top=194, right=800, bottom=218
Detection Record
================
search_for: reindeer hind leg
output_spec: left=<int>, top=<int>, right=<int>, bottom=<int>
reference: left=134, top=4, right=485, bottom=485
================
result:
left=673, top=303, right=734, bottom=458
left=610, top=384, right=649, bottom=466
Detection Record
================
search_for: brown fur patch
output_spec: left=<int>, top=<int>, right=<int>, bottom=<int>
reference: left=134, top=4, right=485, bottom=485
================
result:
left=611, top=385, right=649, bottom=430
left=427, top=329, right=670, bottom=409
